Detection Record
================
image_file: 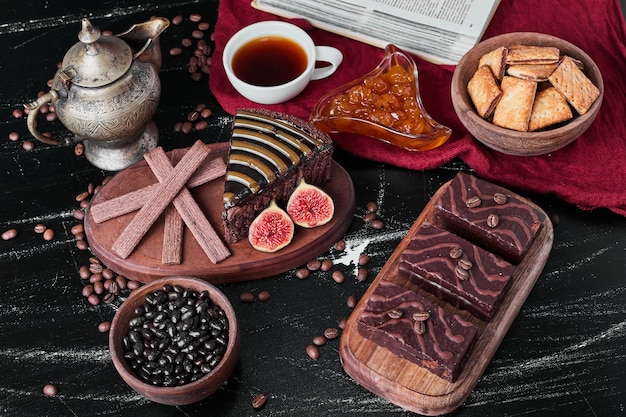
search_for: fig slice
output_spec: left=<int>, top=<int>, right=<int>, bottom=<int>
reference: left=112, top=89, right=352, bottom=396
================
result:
left=248, top=200, right=295, bottom=252
left=286, top=179, right=335, bottom=228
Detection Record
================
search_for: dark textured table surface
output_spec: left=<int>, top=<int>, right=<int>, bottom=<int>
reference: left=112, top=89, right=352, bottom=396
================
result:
left=1, top=1, right=625, bottom=416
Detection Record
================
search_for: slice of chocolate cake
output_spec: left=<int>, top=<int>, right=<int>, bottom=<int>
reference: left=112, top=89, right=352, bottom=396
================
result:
left=222, top=109, right=333, bottom=243
left=434, top=172, right=543, bottom=264
left=398, top=222, right=514, bottom=321
left=356, top=279, right=478, bottom=382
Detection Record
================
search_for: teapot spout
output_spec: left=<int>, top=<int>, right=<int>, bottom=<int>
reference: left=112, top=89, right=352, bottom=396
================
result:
left=118, top=17, right=170, bottom=71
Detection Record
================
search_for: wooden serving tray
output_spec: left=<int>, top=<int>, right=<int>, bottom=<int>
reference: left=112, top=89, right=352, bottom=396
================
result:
left=339, top=179, right=553, bottom=415
left=84, top=142, right=355, bottom=284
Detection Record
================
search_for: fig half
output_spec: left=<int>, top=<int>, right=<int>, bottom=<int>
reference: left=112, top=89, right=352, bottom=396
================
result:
left=248, top=200, right=295, bottom=252
left=286, top=179, right=335, bottom=228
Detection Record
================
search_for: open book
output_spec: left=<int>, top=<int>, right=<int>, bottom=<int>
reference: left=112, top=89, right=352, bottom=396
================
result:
left=251, top=0, right=501, bottom=65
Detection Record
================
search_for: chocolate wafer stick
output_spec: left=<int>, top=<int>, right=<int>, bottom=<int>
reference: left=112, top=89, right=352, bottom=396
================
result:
left=144, top=146, right=231, bottom=264
left=162, top=148, right=187, bottom=265
left=112, top=140, right=210, bottom=259
left=90, top=155, right=226, bottom=224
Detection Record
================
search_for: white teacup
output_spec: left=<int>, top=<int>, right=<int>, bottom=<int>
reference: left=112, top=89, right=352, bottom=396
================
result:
left=222, top=21, right=343, bottom=104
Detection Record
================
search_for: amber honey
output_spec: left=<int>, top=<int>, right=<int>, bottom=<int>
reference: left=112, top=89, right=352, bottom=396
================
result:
left=232, top=36, right=308, bottom=87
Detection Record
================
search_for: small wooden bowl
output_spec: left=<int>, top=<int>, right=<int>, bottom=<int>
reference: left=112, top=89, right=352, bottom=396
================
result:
left=109, top=276, right=240, bottom=405
left=451, top=32, right=603, bottom=156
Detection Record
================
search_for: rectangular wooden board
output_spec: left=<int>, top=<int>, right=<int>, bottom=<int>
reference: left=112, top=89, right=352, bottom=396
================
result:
left=339, top=178, right=554, bottom=415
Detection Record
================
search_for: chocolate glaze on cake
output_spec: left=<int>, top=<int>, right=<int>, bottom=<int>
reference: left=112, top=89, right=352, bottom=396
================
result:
left=357, top=279, right=478, bottom=382
left=399, top=222, right=514, bottom=321
left=434, top=172, right=542, bottom=264
left=222, top=109, right=333, bottom=243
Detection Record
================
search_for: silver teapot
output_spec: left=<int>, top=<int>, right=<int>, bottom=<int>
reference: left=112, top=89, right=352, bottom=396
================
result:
left=25, top=17, right=169, bottom=171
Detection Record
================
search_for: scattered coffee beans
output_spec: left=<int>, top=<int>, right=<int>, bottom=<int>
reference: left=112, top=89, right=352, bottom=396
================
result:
left=356, top=268, right=369, bottom=282
left=33, top=223, right=46, bottom=233
left=366, top=201, right=377, bottom=213
left=370, top=219, right=384, bottom=230
left=252, top=393, right=267, bottom=410
left=346, top=295, right=357, bottom=308
left=1, top=229, right=17, bottom=241
left=334, top=239, right=346, bottom=251
left=320, top=259, right=333, bottom=271
left=239, top=292, right=254, bottom=303
left=122, top=285, right=229, bottom=387
left=98, top=321, right=111, bottom=333
left=42, top=228, right=55, bottom=241
left=305, top=344, right=320, bottom=360
left=257, top=290, right=271, bottom=302
left=295, top=268, right=310, bottom=280
left=331, top=270, right=345, bottom=284
left=324, top=327, right=339, bottom=340
left=307, top=259, right=321, bottom=271
left=312, top=335, right=327, bottom=347
left=8, top=131, right=20, bottom=142
left=43, top=384, right=58, bottom=396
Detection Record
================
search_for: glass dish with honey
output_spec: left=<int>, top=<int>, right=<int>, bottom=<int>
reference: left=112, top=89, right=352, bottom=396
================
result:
left=310, top=44, right=451, bottom=151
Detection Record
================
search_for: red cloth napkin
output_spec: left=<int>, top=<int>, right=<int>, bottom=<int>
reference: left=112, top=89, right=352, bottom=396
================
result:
left=210, top=0, right=626, bottom=217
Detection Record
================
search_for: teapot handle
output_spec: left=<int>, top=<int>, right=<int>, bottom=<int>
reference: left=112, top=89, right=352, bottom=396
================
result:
left=24, top=90, right=69, bottom=146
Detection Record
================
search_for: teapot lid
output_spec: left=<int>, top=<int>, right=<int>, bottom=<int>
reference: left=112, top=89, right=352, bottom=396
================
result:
left=60, top=19, right=133, bottom=88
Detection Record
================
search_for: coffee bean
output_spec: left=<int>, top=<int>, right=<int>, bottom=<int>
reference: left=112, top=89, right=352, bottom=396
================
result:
left=252, top=393, right=267, bottom=410
left=191, top=29, right=204, bottom=39
left=46, top=112, right=58, bottom=122
left=312, top=335, right=326, bottom=346
left=346, top=295, right=357, bottom=308
left=305, top=344, right=320, bottom=360
left=102, top=268, right=114, bottom=280
left=1, top=229, right=17, bottom=240
left=181, top=121, right=192, bottom=134
left=79, top=200, right=89, bottom=209
left=189, top=13, right=202, bottom=22
left=307, top=259, right=321, bottom=271
left=115, top=275, right=128, bottom=290
left=169, top=47, right=183, bottom=56
left=103, top=292, right=115, bottom=304
left=257, top=290, right=271, bottom=302
left=8, top=131, right=20, bottom=142
left=12, top=108, right=24, bottom=118
left=43, top=384, right=58, bottom=396
left=89, top=273, right=102, bottom=283
left=449, top=246, right=463, bottom=259
left=87, top=293, right=100, bottom=305
left=320, top=259, right=333, bottom=271
left=74, top=143, right=84, bottom=156
left=414, top=320, right=426, bottom=335
left=79, top=266, right=90, bottom=280
left=334, top=239, right=346, bottom=251
left=198, top=21, right=210, bottom=31
left=89, top=263, right=103, bottom=274
left=108, top=281, right=119, bottom=295
left=76, top=240, right=89, bottom=250
left=331, top=270, right=345, bottom=284
left=358, top=254, right=370, bottom=266
left=181, top=37, right=193, bottom=48
left=74, top=232, right=86, bottom=242
left=370, top=219, right=384, bottom=229
left=337, top=317, right=347, bottom=329
left=412, top=311, right=430, bottom=322
left=458, top=259, right=473, bottom=270
left=22, top=140, right=35, bottom=151
left=487, top=213, right=499, bottom=228
left=324, top=327, right=339, bottom=340
left=194, top=120, right=208, bottom=130
left=81, top=285, right=94, bottom=297
left=71, top=224, right=84, bottom=235
left=295, top=268, right=310, bottom=280
left=239, top=292, right=254, bottom=303
left=98, top=321, right=111, bottom=332
left=363, top=212, right=377, bottom=223
left=465, top=196, right=482, bottom=208
left=93, top=281, right=104, bottom=295
left=72, top=209, right=85, bottom=220
left=493, top=192, right=508, bottom=205
left=33, top=224, right=46, bottom=233
left=126, top=280, right=141, bottom=290
left=387, top=309, right=403, bottom=319
left=190, top=72, right=203, bottom=82
left=200, top=108, right=212, bottom=118
left=89, top=256, right=101, bottom=265
left=356, top=268, right=369, bottom=282
left=187, top=111, right=200, bottom=122
left=366, top=201, right=377, bottom=213
left=75, top=191, right=89, bottom=202
left=171, top=15, right=184, bottom=25
left=455, top=265, right=469, bottom=281
left=43, top=228, right=55, bottom=241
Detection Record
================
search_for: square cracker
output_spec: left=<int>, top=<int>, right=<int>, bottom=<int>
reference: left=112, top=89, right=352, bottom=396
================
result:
left=468, top=65, right=502, bottom=119
left=492, top=76, right=537, bottom=132
left=506, top=63, right=558, bottom=82
left=479, top=46, right=507, bottom=80
left=529, top=86, right=573, bottom=131
left=506, top=45, right=560, bottom=65
left=548, top=55, right=600, bottom=114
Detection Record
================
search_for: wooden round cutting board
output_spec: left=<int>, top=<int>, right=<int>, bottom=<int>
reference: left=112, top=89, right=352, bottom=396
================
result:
left=84, top=142, right=355, bottom=284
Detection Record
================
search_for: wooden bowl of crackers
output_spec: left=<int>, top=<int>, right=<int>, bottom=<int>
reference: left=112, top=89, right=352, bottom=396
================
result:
left=451, top=32, right=603, bottom=156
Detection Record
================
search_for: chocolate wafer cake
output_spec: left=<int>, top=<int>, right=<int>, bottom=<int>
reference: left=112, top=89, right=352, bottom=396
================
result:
left=356, top=279, right=478, bottom=382
left=434, top=172, right=542, bottom=264
left=221, top=109, right=333, bottom=243
left=398, top=222, right=514, bottom=321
